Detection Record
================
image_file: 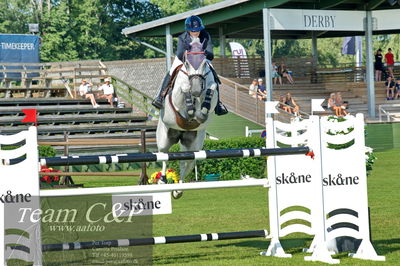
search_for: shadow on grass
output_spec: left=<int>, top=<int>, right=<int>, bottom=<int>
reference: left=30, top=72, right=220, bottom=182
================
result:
left=373, top=238, right=400, bottom=255
left=215, top=238, right=313, bottom=254
left=152, top=251, right=221, bottom=265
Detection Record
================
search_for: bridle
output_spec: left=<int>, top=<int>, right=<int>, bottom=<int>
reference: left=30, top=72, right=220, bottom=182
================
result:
left=180, top=51, right=211, bottom=94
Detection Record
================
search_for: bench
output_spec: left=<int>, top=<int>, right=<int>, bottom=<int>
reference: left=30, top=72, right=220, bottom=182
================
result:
left=0, top=86, right=68, bottom=98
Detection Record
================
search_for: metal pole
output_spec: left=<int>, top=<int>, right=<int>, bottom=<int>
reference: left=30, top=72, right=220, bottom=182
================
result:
left=166, top=24, right=173, bottom=71
left=365, top=11, right=375, bottom=118
left=311, top=32, right=318, bottom=83
left=139, top=129, right=148, bottom=185
left=62, top=132, right=69, bottom=185
left=219, top=26, right=226, bottom=58
left=263, top=8, right=273, bottom=103
left=311, top=32, right=318, bottom=64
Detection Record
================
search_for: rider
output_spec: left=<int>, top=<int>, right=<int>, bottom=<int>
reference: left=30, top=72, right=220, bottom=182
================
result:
left=152, top=15, right=228, bottom=115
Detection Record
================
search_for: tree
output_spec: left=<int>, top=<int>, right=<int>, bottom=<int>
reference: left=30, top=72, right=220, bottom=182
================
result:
left=0, top=0, right=36, bottom=33
left=150, top=0, right=222, bottom=16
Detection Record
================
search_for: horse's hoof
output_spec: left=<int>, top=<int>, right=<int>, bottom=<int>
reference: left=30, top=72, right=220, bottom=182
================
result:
left=201, top=107, right=209, bottom=115
left=172, top=190, right=183, bottom=199
left=157, top=175, right=167, bottom=184
left=195, top=111, right=208, bottom=123
left=187, top=110, right=195, bottom=118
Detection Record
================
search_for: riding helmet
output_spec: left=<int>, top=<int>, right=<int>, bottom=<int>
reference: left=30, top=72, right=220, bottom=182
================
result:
left=184, top=16, right=205, bottom=32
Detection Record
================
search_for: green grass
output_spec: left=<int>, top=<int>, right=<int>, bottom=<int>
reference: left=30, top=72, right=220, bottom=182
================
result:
left=19, top=149, right=400, bottom=265
left=207, top=113, right=264, bottom=139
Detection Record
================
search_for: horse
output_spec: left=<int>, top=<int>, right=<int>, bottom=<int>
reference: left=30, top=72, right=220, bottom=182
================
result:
left=156, top=39, right=219, bottom=198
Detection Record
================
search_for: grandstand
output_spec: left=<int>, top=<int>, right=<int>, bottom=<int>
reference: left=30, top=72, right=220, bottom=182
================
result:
left=0, top=60, right=157, bottom=155
left=1, top=58, right=398, bottom=146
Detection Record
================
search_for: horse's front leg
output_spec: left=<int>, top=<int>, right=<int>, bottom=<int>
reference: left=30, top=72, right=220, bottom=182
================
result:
left=195, top=82, right=217, bottom=123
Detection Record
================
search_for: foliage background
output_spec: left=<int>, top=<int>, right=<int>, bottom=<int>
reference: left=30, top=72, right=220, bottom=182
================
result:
left=168, top=137, right=266, bottom=181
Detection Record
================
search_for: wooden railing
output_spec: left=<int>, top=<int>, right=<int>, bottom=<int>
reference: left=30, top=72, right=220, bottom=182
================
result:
left=378, top=104, right=400, bottom=122
left=219, top=76, right=309, bottom=125
left=111, top=75, right=158, bottom=118
left=213, top=57, right=370, bottom=84
left=0, top=61, right=108, bottom=98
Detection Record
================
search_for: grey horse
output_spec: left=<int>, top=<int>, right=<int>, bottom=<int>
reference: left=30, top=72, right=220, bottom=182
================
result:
left=156, top=39, right=218, bottom=198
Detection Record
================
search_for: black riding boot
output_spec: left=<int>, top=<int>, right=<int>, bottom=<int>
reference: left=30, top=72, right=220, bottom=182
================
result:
left=209, top=66, right=228, bottom=116
left=152, top=73, right=171, bottom=109
left=214, top=85, right=228, bottom=116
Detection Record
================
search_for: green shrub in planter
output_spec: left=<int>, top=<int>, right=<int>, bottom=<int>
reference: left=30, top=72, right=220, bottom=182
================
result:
left=168, top=137, right=266, bottom=181
left=38, top=145, right=56, bottom=157
left=1, top=145, right=56, bottom=158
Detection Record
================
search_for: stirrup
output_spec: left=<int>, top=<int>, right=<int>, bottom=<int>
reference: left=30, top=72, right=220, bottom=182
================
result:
left=152, top=97, right=164, bottom=109
left=215, top=102, right=228, bottom=116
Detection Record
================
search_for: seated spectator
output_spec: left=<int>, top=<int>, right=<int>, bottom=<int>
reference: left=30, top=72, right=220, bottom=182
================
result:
left=279, top=95, right=291, bottom=113
left=327, top=92, right=341, bottom=116
left=79, top=80, right=99, bottom=108
left=98, top=78, right=115, bottom=107
left=395, top=79, right=400, bottom=100
left=284, top=92, right=300, bottom=116
left=335, top=92, right=348, bottom=116
left=257, top=78, right=267, bottom=100
left=272, top=62, right=282, bottom=85
left=385, top=76, right=396, bottom=100
left=248, top=79, right=258, bottom=98
left=279, top=63, right=294, bottom=84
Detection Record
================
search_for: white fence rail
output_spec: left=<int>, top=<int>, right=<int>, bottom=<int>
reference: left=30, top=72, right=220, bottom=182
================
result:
left=378, top=104, right=400, bottom=122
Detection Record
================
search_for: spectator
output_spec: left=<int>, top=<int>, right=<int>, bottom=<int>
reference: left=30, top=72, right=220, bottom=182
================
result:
left=257, top=78, right=267, bottom=100
left=279, top=63, right=294, bottom=84
left=327, top=92, right=341, bottom=116
left=284, top=92, right=300, bottom=116
left=99, top=78, right=115, bottom=107
left=375, top=49, right=384, bottom=82
left=385, top=48, right=395, bottom=78
left=248, top=79, right=258, bottom=98
left=385, top=75, right=396, bottom=100
left=335, top=92, right=348, bottom=116
left=279, top=95, right=291, bottom=113
left=395, top=79, right=400, bottom=100
left=79, top=80, right=99, bottom=108
left=272, top=62, right=282, bottom=85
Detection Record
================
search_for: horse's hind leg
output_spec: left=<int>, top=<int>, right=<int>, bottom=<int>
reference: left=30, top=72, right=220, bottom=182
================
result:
left=156, top=121, right=179, bottom=183
left=179, top=130, right=207, bottom=181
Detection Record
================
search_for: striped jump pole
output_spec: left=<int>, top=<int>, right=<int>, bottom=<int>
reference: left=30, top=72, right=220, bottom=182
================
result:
left=7, top=146, right=310, bottom=167
left=37, top=230, right=268, bottom=252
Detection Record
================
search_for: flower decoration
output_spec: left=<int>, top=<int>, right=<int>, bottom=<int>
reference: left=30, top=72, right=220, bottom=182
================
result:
left=40, top=166, right=61, bottom=184
left=148, top=169, right=180, bottom=184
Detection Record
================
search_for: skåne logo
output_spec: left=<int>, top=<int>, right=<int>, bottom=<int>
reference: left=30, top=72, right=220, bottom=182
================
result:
left=276, top=172, right=311, bottom=184
left=322, top=174, right=359, bottom=186
left=0, top=191, right=31, bottom=204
